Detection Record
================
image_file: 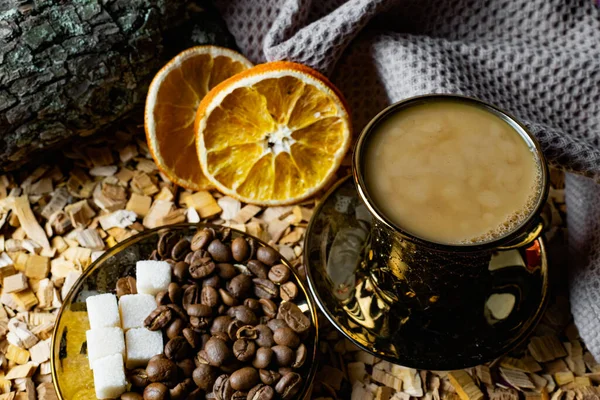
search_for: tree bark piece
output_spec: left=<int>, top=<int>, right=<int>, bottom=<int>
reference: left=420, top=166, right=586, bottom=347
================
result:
left=0, top=0, right=234, bottom=171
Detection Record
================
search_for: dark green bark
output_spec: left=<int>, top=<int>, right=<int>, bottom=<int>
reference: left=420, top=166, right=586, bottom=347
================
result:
left=0, top=0, right=235, bottom=171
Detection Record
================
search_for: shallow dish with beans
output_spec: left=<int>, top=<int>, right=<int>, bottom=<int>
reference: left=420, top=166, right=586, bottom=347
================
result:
left=51, top=224, right=319, bottom=400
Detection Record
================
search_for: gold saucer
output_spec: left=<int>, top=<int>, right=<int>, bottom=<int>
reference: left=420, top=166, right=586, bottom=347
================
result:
left=304, top=176, right=549, bottom=370
left=51, top=223, right=319, bottom=399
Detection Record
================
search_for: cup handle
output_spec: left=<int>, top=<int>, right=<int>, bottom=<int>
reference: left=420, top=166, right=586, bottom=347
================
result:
left=496, top=221, right=543, bottom=250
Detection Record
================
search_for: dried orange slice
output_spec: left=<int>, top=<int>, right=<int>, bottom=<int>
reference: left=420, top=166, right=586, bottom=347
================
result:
left=195, top=61, right=351, bottom=205
left=145, top=46, right=253, bottom=190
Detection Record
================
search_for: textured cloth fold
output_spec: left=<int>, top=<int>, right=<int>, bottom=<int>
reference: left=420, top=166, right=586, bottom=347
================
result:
left=216, top=0, right=600, bottom=358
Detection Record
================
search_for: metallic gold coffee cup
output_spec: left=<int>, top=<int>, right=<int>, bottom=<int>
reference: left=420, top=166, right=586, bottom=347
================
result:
left=350, top=94, right=550, bottom=367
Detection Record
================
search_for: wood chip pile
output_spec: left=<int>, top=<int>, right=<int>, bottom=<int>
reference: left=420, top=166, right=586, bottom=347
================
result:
left=0, top=124, right=591, bottom=400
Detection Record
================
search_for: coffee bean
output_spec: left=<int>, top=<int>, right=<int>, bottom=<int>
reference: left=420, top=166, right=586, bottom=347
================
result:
left=218, top=227, right=232, bottom=242
left=116, top=276, right=137, bottom=297
left=231, top=391, right=248, bottom=400
left=268, top=264, right=290, bottom=284
left=155, top=290, right=171, bottom=306
left=229, top=366, right=259, bottom=391
left=264, top=319, right=287, bottom=332
left=189, top=257, right=216, bottom=279
left=256, top=247, right=279, bottom=266
left=166, top=304, right=188, bottom=322
left=121, top=392, right=143, bottom=400
left=252, top=347, right=272, bottom=369
left=144, top=306, right=173, bottom=331
left=280, top=282, right=298, bottom=302
left=186, top=304, right=212, bottom=317
left=172, top=239, right=190, bottom=261
left=184, top=251, right=195, bottom=264
left=233, top=339, right=256, bottom=362
left=165, top=259, right=176, bottom=268
left=259, top=369, right=281, bottom=386
left=182, top=285, right=201, bottom=309
left=213, top=374, right=234, bottom=400
left=271, top=345, right=294, bottom=367
left=190, top=316, right=210, bottom=330
left=165, top=336, right=192, bottom=361
left=201, top=333, right=211, bottom=348
left=199, top=285, right=218, bottom=307
left=260, top=299, right=278, bottom=319
left=144, top=382, right=169, bottom=400
left=192, top=364, right=218, bottom=390
left=253, top=278, right=279, bottom=300
left=168, top=282, right=182, bottom=304
left=203, top=274, right=221, bottom=288
left=149, top=249, right=159, bottom=261
left=205, top=337, right=232, bottom=367
left=129, top=368, right=149, bottom=387
left=219, top=289, right=238, bottom=306
left=266, top=319, right=288, bottom=332
left=218, top=304, right=228, bottom=315
left=227, top=320, right=244, bottom=342
left=293, top=343, right=307, bottom=368
left=244, top=298, right=260, bottom=311
left=189, top=250, right=209, bottom=267
left=169, top=378, right=194, bottom=400
left=208, top=239, right=232, bottom=262
left=228, top=305, right=258, bottom=325
left=194, top=349, right=210, bottom=367
left=273, top=327, right=299, bottom=348
left=178, top=326, right=198, bottom=348
left=177, top=358, right=195, bottom=378
left=211, top=332, right=229, bottom=345
left=191, top=229, right=214, bottom=251
left=235, top=325, right=257, bottom=341
left=146, top=356, right=177, bottom=383
left=231, top=237, right=250, bottom=262
left=275, top=372, right=302, bottom=400
left=228, top=274, right=252, bottom=298
left=247, top=384, right=275, bottom=400
left=253, top=325, right=275, bottom=348
left=277, top=301, right=310, bottom=334
left=158, top=232, right=179, bottom=258
left=246, top=260, right=269, bottom=279
left=173, top=261, right=190, bottom=283
left=211, top=315, right=233, bottom=335
left=216, top=263, right=237, bottom=279
left=166, top=318, right=185, bottom=339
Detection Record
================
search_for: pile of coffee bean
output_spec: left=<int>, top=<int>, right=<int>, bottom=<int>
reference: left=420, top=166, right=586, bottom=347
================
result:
left=116, top=227, right=313, bottom=400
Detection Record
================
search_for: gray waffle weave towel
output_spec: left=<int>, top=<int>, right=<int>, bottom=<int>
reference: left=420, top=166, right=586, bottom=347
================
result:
left=216, top=0, right=600, bottom=359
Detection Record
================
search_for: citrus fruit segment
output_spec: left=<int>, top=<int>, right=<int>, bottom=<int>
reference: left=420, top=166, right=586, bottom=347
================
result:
left=196, top=61, right=351, bottom=206
left=145, top=46, right=252, bottom=190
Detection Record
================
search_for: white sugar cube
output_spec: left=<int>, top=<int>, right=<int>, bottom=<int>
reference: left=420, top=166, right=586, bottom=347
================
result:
left=136, top=260, right=171, bottom=295
left=118, top=294, right=157, bottom=331
left=86, top=327, right=125, bottom=369
left=92, top=354, right=127, bottom=399
left=86, top=293, right=120, bottom=329
left=125, top=328, right=163, bottom=368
